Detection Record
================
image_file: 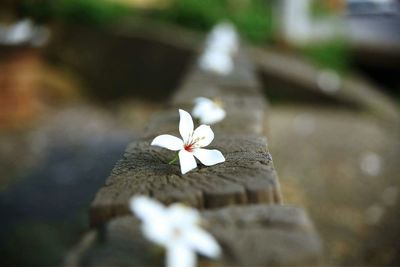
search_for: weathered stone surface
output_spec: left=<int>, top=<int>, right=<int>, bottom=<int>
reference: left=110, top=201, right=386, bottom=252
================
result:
left=143, top=99, right=266, bottom=138
left=182, top=48, right=262, bottom=90
left=172, top=80, right=262, bottom=105
left=172, top=82, right=265, bottom=108
left=204, top=205, right=323, bottom=266
left=90, top=134, right=281, bottom=227
left=69, top=205, right=322, bottom=267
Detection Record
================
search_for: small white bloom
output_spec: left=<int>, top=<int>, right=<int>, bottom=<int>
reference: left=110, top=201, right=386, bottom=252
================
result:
left=0, top=19, right=33, bottom=45
left=206, top=22, right=238, bottom=54
left=0, top=19, right=49, bottom=46
left=130, top=196, right=221, bottom=267
left=198, top=50, right=234, bottom=75
left=192, top=97, right=226, bottom=125
left=151, top=109, right=225, bottom=175
left=198, top=22, right=238, bottom=75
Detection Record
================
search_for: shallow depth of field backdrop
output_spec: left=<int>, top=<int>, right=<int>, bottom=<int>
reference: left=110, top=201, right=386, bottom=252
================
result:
left=0, top=0, right=399, bottom=266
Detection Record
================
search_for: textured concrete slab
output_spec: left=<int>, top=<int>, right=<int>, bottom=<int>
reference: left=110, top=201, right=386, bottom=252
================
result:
left=90, top=134, right=281, bottom=227
left=70, top=205, right=322, bottom=267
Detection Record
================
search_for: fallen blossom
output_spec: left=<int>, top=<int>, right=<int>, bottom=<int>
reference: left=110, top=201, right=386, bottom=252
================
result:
left=192, top=97, right=226, bottom=125
left=151, top=109, right=225, bottom=174
left=130, top=196, right=221, bottom=267
left=198, top=22, right=238, bottom=75
left=206, top=22, right=238, bottom=54
left=198, top=50, right=234, bottom=75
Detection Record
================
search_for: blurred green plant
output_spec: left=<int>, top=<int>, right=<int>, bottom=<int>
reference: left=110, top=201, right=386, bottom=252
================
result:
left=301, top=39, right=350, bottom=74
left=19, top=0, right=274, bottom=43
left=19, top=0, right=349, bottom=72
left=20, top=0, right=131, bottom=25
left=310, top=1, right=333, bottom=18
left=152, top=0, right=274, bottom=43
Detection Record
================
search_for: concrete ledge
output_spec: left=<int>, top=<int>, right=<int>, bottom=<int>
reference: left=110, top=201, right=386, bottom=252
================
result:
left=69, top=205, right=322, bottom=267
left=181, top=48, right=262, bottom=91
left=90, top=134, right=281, bottom=227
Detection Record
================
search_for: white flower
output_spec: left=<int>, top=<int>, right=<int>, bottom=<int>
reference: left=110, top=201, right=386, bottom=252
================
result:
left=198, top=50, right=234, bottom=75
left=198, top=22, right=238, bottom=75
left=130, top=196, right=221, bottom=267
left=0, top=19, right=33, bottom=45
left=151, top=109, right=225, bottom=175
left=206, top=22, right=238, bottom=54
left=192, top=97, right=226, bottom=125
left=0, top=19, right=49, bottom=47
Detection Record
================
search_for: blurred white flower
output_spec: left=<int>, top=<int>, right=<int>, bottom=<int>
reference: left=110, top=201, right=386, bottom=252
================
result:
left=0, top=19, right=33, bottom=44
left=192, top=97, right=226, bottom=125
left=206, top=22, right=238, bottom=54
left=198, top=50, right=233, bottom=75
left=198, top=22, right=238, bottom=75
left=130, top=196, right=221, bottom=267
left=0, top=19, right=49, bottom=46
left=151, top=109, right=225, bottom=174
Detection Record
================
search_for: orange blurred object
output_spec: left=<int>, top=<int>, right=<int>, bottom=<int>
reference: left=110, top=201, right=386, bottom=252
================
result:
left=327, top=0, right=346, bottom=12
left=0, top=46, right=42, bottom=129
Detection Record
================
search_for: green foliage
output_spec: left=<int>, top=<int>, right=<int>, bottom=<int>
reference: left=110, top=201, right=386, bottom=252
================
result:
left=228, top=1, right=273, bottom=43
left=20, top=0, right=273, bottom=42
left=153, top=0, right=273, bottom=43
left=154, top=0, right=224, bottom=31
left=20, top=0, right=131, bottom=25
left=301, top=39, right=350, bottom=73
left=55, top=0, right=131, bottom=25
left=310, top=1, right=333, bottom=18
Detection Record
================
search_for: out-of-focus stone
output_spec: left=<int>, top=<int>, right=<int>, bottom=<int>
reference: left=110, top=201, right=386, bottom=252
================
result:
left=68, top=205, right=322, bottom=267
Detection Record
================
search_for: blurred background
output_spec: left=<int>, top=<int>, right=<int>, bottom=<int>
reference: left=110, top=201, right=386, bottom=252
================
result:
left=0, top=0, right=399, bottom=266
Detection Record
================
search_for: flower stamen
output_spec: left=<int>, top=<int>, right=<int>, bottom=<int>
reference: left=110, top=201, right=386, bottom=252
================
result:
left=184, top=143, right=194, bottom=152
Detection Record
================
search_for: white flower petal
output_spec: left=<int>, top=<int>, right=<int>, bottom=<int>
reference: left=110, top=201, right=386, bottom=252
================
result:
left=207, top=22, right=238, bottom=54
left=200, top=108, right=226, bottom=125
left=167, top=242, right=196, bottom=267
left=130, top=196, right=166, bottom=222
left=142, top=221, right=172, bottom=246
left=179, top=109, right=194, bottom=144
left=185, top=227, right=221, bottom=258
left=194, top=97, right=213, bottom=105
left=151, top=134, right=184, bottom=151
left=199, top=51, right=233, bottom=75
left=192, top=97, right=226, bottom=125
left=192, top=98, right=213, bottom=118
left=168, top=203, right=201, bottom=226
left=193, top=148, right=225, bottom=166
left=192, top=125, right=214, bottom=147
left=179, top=150, right=197, bottom=175
left=2, top=19, right=34, bottom=44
